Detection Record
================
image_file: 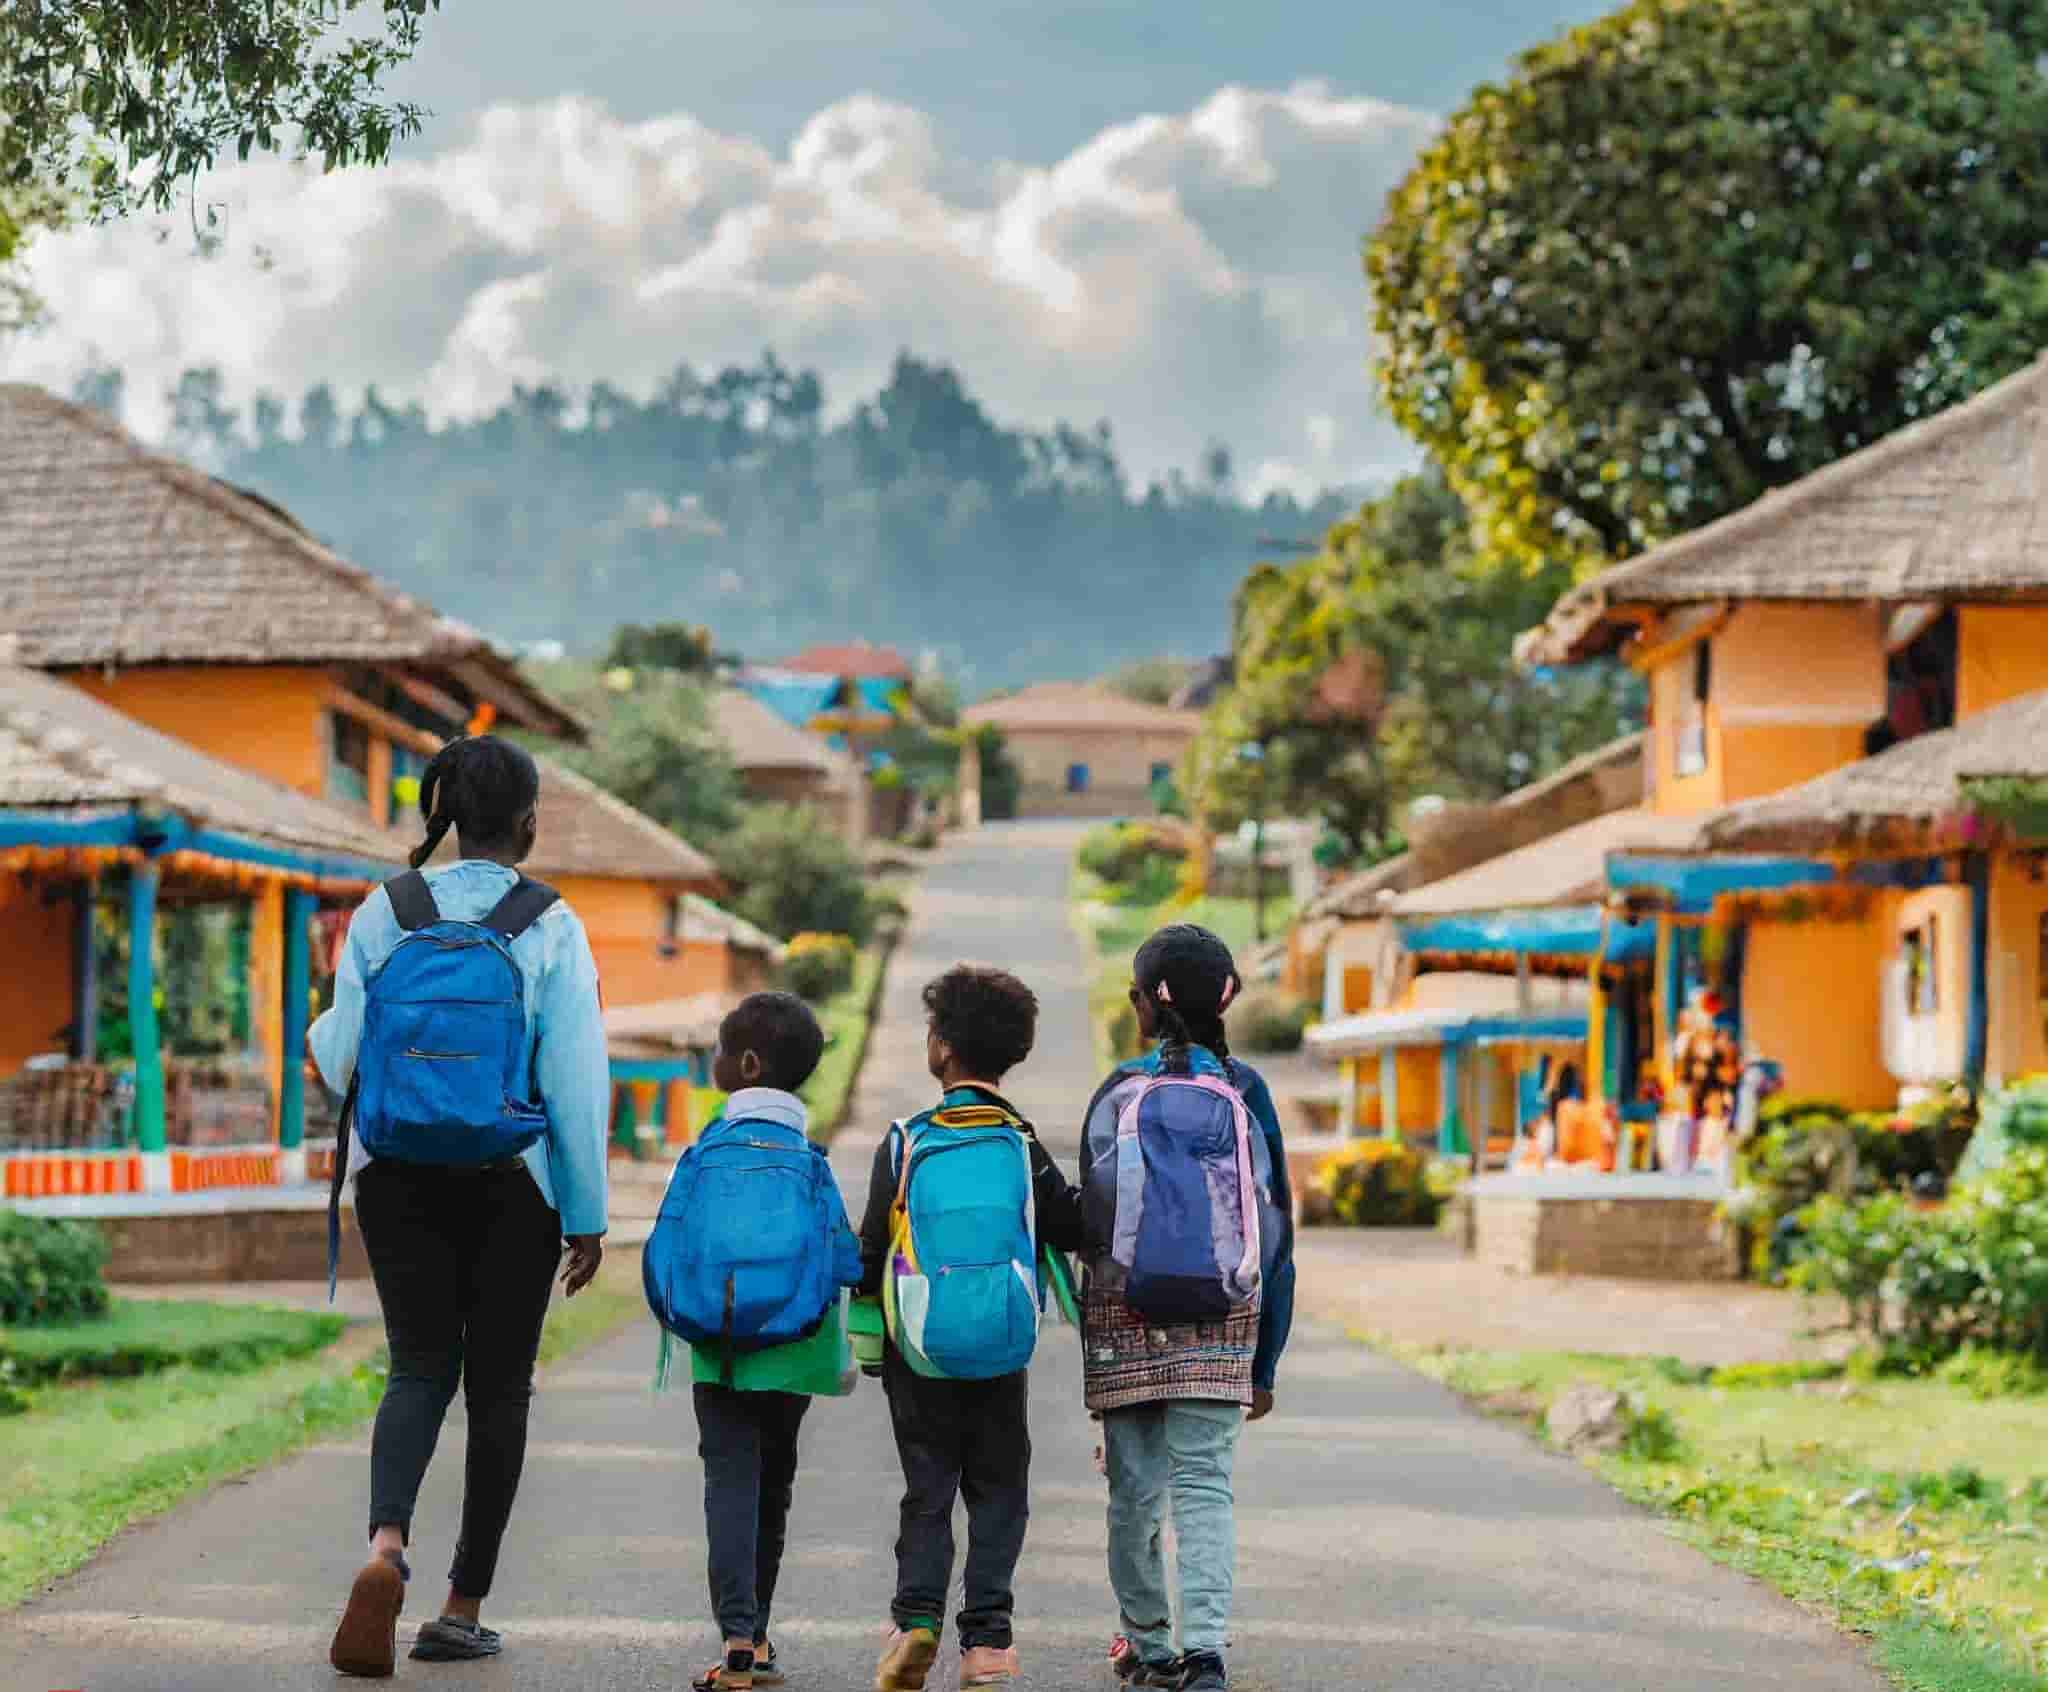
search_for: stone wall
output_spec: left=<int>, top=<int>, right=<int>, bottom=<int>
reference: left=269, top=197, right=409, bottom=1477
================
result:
left=102, top=1205, right=372, bottom=1284
left=1475, top=1194, right=1739, bottom=1281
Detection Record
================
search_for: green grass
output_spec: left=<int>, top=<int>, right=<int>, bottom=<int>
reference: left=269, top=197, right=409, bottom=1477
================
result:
left=1370, top=1332, right=2048, bottom=1690
left=1, top=1299, right=345, bottom=1386
left=802, top=928, right=898, bottom=1141
left=0, top=1249, right=652, bottom=1610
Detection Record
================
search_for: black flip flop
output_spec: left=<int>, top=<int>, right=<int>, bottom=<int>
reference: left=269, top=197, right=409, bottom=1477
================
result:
left=410, top=1616, right=504, bottom=1662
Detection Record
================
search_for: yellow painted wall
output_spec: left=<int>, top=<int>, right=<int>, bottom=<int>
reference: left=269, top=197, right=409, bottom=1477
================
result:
left=1717, top=723, right=1874, bottom=806
left=1988, top=854, right=2048, bottom=1081
left=1959, top=607, right=2048, bottom=721
left=1741, top=912, right=1894, bottom=1107
left=69, top=666, right=332, bottom=795
left=0, top=879, right=75, bottom=1076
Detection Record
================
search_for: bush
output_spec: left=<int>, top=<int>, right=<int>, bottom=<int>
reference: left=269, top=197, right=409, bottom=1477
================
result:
left=0, top=1212, right=110, bottom=1327
left=1315, top=1139, right=1442, bottom=1227
left=1956, top=1074, right=2048, bottom=1182
left=1077, top=823, right=1187, bottom=905
left=1227, top=986, right=1313, bottom=1054
left=781, top=932, right=859, bottom=1003
left=716, top=805, right=873, bottom=946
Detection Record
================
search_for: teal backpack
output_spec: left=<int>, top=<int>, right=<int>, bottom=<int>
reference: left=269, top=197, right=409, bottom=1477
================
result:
left=883, top=1100, right=1041, bottom=1380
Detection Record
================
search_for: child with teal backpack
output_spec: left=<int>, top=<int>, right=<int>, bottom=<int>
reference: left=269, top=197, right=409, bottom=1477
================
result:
left=855, top=966, right=1086, bottom=1692
left=643, top=993, right=863, bottom=1692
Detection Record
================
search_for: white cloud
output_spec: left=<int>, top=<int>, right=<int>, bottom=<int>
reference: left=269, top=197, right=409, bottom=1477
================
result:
left=6, top=81, right=1434, bottom=495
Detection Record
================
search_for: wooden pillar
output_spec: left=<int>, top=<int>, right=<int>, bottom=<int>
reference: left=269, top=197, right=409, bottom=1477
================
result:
left=71, top=876, right=98, bottom=1062
left=279, top=887, right=315, bottom=1181
left=1966, top=850, right=1991, bottom=1088
left=1379, top=1046, right=1399, bottom=1141
left=663, top=1077, right=691, bottom=1147
left=129, top=865, right=168, bottom=1190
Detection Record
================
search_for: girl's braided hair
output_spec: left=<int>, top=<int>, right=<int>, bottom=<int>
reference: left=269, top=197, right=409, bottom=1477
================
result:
left=1133, top=922, right=1240, bottom=1062
left=410, top=735, right=541, bottom=870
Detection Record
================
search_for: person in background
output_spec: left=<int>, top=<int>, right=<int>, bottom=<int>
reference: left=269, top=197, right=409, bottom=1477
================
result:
left=312, top=735, right=610, bottom=1676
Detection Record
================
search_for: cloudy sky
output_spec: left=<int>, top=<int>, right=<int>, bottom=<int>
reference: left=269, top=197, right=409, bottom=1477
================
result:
left=5, top=0, right=1607, bottom=497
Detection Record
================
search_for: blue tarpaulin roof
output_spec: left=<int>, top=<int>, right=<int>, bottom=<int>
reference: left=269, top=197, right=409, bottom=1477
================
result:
left=1398, top=904, right=1654, bottom=962
left=1608, top=851, right=1952, bottom=914
left=744, top=675, right=841, bottom=727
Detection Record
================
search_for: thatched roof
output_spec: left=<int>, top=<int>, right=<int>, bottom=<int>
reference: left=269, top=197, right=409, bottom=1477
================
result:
left=0, top=384, right=579, bottom=738
left=0, top=665, right=402, bottom=868
left=1518, top=353, right=2048, bottom=666
left=678, top=892, right=784, bottom=958
left=1298, top=851, right=1421, bottom=925
left=962, top=682, right=1200, bottom=735
left=604, top=991, right=737, bottom=1053
left=1393, top=806, right=1703, bottom=917
left=1700, top=689, right=2048, bottom=854
left=712, top=687, right=850, bottom=778
left=518, top=757, right=718, bottom=887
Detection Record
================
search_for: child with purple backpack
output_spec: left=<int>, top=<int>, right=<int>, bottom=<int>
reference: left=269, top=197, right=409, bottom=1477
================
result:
left=1077, top=925, right=1295, bottom=1692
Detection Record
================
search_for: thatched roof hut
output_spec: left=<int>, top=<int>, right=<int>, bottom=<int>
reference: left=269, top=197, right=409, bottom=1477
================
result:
left=1518, top=352, right=2048, bottom=667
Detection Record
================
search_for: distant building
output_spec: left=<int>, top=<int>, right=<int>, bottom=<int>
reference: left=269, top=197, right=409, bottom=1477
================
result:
left=962, top=682, right=1200, bottom=818
left=710, top=686, right=868, bottom=843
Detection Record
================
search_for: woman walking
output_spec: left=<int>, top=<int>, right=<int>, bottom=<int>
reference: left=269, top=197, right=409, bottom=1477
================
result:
left=312, top=735, right=610, bottom=1676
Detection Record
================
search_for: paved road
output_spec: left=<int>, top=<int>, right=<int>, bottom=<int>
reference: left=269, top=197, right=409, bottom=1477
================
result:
left=2, top=823, right=1884, bottom=1691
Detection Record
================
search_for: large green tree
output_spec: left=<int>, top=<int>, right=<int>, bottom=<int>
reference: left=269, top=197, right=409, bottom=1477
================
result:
left=1367, top=0, right=2048, bottom=573
left=1187, top=474, right=1639, bottom=857
left=2, top=1, right=441, bottom=217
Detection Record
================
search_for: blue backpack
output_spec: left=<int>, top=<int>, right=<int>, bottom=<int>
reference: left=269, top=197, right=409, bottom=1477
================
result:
left=643, top=1114, right=856, bottom=1373
left=327, top=871, right=560, bottom=1291
left=884, top=1101, right=1041, bottom=1381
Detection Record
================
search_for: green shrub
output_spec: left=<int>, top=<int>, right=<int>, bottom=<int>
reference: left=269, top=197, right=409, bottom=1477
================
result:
left=1315, top=1140, right=1442, bottom=1227
left=866, top=884, right=912, bottom=927
left=1622, top=1401, right=1686, bottom=1464
left=0, top=1212, right=110, bottom=1327
left=1788, top=1193, right=1918, bottom=1345
left=1077, top=823, right=1186, bottom=901
left=716, top=805, right=873, bottom=945
left=1226, top=986, right=1313, bottom=1054
left=1937, top=1344, right=2048, bottom=1401
left=1956, top=1075, right=2048, bottom=1182
left=781, top=932, right=859, bottom=1003
left=0, top=1299, right=344, bottom=1385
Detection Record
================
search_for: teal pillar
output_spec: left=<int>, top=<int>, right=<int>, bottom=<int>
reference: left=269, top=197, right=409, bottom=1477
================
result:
left=1438, top=1040, right=1465, bottom=1157
left=1965, top=850, right=1991, bottom=1087
left=128, top=866, right=165, bottom=1155
left=72, top=876, right=98, bottom=1062
left=280, top=888, right=315, bottom=1150
left=1379, top=1046, right=1400, bottom=1141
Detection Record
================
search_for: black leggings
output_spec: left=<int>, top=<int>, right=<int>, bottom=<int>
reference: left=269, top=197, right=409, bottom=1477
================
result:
left=354, top=1160, right=562, bottom=1599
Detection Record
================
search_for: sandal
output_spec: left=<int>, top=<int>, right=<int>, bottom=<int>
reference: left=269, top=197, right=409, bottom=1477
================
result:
left=329, top=1550, right=410, bottom=1679
left=411, top=1615, right=504, bottom=1662
left=692, top=1648, right=756, bottom=1690
left=751, top=1639, right=786, bottom=1686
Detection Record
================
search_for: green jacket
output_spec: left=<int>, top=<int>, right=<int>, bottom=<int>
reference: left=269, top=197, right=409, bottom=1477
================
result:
left=689, top=1290, right=855, bottom=1397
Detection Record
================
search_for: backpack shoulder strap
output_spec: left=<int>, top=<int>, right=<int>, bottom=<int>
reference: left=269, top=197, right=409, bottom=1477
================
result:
left=384, top=871, right=439, bottom=933
left=482, top=877, right=561, bottom=940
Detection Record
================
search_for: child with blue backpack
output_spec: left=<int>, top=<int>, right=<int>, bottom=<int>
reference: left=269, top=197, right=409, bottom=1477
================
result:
left=642, top=992, right=864, bottom=1692
left=855, top=966, right=1087, bottom=1692
left=1079, top=925, right=1296, bottom=1692
left=311, top=736, right=611, bottom=1677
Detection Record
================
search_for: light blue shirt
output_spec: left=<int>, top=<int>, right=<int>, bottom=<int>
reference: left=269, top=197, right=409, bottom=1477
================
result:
left=309, top=859, right=612, bottom=1238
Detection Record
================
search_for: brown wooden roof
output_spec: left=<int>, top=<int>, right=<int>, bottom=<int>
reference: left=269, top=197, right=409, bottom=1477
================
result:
left=0, top=383, right=580, bottom=738
left=1518, top=353, right=2048, bottom=666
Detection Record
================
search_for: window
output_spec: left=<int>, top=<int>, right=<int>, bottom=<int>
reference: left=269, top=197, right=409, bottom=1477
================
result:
left=1903, top=919, right=1939, bottom=1016
left=389, top=743, right=425, bottom=824
left=1871, top=607, right=1958, bottom=754
left=1674, top=641, right=1710, bottom=778
left=325, top=711, right=370, bottom=806
left=1149, top=761, right=1172, bottom=786
left=1066, top=762, right=1090, bottom=794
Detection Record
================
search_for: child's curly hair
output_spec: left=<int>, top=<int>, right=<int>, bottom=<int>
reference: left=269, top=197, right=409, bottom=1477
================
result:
left=924, top=964, right=1038, bottom=1082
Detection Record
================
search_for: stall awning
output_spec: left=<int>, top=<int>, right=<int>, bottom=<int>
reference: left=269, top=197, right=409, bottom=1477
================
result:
left=1608, top=851, right=1950, bottom=915
left=0, top=807, right=396, bottom=886
left=1398, top=904, right=1660, bottom=962
left=1307, top=1007, right=1588, bottom=1060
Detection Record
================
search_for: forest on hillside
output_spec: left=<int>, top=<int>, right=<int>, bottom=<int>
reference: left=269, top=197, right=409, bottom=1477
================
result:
left=80, top=356, right=1353, bottom=691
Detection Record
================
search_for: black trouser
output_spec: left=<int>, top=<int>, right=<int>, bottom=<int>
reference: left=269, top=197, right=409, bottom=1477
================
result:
left=354, top=1159, right=561, bottom=1600
left=693, top=1384, right=812, bottom=1644
left=882, top=1347, right=1031, bottom=1649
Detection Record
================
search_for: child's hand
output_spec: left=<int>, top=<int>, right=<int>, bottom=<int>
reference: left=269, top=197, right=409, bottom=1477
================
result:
left=1093, top=1440, right=1107, bottom=1476
left=1247, top=1389, right=1275, bottom=1423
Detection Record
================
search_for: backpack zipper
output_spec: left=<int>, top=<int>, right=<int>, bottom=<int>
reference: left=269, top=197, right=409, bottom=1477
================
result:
left=405, top=1049, right=480, bottom=1061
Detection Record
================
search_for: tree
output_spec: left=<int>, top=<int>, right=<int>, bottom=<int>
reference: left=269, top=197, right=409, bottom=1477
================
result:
left=1, top=1, right=443, bottom=218
left=1367, top=0, right=2048, bottom=574
left=1188, top=473, right=1640, bottom=857
left=1102, top=657, right=1194, bottom=707
left=604, top=623, right=715, bottom=674
left=714, top=806, right=872, bottom=945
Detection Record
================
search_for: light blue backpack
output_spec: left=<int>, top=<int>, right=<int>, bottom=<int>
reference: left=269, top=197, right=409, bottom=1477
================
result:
left=884, top=1101, right=1041, bottom=1380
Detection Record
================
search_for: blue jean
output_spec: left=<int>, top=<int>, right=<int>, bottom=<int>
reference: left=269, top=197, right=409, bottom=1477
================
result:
left=1102, top=1400, right=1245, bottom=1662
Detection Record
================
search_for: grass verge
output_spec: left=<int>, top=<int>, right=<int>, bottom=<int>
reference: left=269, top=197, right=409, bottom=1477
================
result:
left=803, top=920, right=903, bottom=1141
left=0, top=1249, right=650, bottom=1610
left=1, top=1299, right=345, bottom=1386
left=1370, top=1333, right=2048, bottom=1690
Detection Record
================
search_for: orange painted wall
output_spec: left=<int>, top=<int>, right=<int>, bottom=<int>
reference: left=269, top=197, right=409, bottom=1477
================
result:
left=1717, top=723, right=1874, bottom=806
left=1959, top=607, right=2048, bottom=721
left=1989, top=854, right=2048, bottom=1081
left=553, top=875, right=729, bottom=1008
left=68, top=666, right=332, bottom=795
left=1741, top=912, right=1894, bottom=1107
left=0, top=881, right=75, bottom=1077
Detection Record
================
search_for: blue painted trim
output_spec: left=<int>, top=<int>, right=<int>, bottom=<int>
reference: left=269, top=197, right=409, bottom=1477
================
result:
left=1455, top=1014, right=1589, bottom=1046
left=1398, top=905, right=1613, bottom=959
left=0, top=810, right=138, bottom=849
left=608, top=1057, right=704, bottom=1083
left=1965, top=850, right=1991, bottom=1087
left=181, top=827, right=392, bottom=885
left=128, top=866, right=165, bottom=1154
left=0, top=810, right=390, bottom=884
left=1608, top=854, right=1840, bottom=906
left=280, top=888, right=316, bottom=1150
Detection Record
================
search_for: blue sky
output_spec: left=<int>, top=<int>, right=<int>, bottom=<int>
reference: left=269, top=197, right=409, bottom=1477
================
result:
left=10, top=1, right=1614, bottom=495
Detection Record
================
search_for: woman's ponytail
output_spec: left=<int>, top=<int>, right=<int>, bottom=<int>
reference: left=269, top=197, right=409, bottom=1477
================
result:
left=407, top=734, right=540, bottom=869
left=1134, top=923, right=1240, bottom=1063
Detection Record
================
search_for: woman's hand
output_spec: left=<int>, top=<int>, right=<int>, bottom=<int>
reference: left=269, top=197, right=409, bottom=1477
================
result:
left=560, top=1234, right=604, bottom=1297
left=1248, top=1389, right=1275, bottom=1423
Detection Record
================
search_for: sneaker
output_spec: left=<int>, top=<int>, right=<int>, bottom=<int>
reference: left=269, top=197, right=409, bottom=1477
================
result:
left=410, top=1616, right=504, bottom=1662
left=876, top=1624, right=941, bottom=1692
left=692, top=1646, right=756, bottom=1690
left=328, top=1550, right=409, bottom=1678
left=1180, top=1652, right=1227, bottom=1691
left=1110, top=1634, right=1183, bottom=1687
left=960, top=1643, right=1020, bottom=1687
